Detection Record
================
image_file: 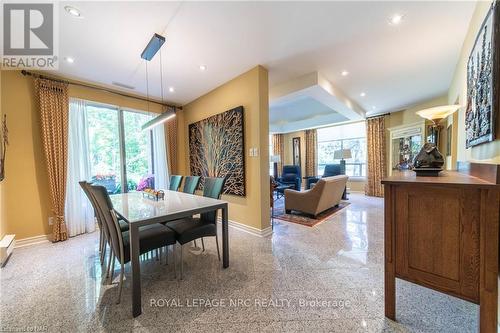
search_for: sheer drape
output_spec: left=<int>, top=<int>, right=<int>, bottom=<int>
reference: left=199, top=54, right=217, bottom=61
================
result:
left=35, top=78, right=69, bottom=242
left=166, top=107, right=178, bottom=175
left=272, top=134, right=284, bottom=177
left=65, top=98, right=95, bottom=236
left=305, top=129, right=318, bottom=177
left=365, top=116, right=387, bottom=197
left=152, top=116, right=170, bottom=190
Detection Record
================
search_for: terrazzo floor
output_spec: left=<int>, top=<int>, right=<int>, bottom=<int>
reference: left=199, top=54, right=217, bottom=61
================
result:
left=0, top=193, right=478, bottom=332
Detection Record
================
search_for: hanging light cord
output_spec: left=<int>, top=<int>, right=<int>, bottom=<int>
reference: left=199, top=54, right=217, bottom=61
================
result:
left=159, top=47, right=165, bottom=109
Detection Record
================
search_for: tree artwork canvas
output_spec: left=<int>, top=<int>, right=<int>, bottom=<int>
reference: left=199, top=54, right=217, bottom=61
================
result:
left=189, top=106, right=245, bottom=196
left=465, top=3, right=498, bottom=148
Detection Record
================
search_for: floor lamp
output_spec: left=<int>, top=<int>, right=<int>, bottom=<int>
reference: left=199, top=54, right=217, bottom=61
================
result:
left=270, top=155, right=281, bottom=179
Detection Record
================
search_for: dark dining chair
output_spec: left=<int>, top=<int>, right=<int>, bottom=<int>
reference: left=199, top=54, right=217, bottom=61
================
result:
left=169, top=175, right=183, bottom=191
left=89, top=185, right=177, bottom=303
left=166, top=177, right=226, bottom=279
left=182, top=176, right=201, bottom=194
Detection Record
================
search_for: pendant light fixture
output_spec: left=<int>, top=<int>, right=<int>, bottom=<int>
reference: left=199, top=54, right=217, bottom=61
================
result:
left=140, top=33, right=176, bottom=131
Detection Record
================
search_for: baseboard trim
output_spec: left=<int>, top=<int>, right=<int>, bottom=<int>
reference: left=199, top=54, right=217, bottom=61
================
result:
left=217, top=218, right=273, bottom=238
left=15, top=234, right=51, bottom=248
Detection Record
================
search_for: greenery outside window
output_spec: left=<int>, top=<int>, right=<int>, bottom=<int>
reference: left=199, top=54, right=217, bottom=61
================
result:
left=86, top=102, right=154, bottom=193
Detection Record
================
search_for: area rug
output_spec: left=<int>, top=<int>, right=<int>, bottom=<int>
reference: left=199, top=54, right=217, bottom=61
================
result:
left=272, top=200, right=350, bottom=227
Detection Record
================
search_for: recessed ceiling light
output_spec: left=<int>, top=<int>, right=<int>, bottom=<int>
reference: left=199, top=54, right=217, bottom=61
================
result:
left=389, top=13, right=404, bottom=25
left=360, top=92, right=366, bottom=97
left=65, top=57, right=75, bottom=63
left=199, top=64, right=207, bottom=71
left=65, top=6, right=82, bottom=18
left=341, top=70, right=349, bottom=76
left=168, top=87, right=175, bottom=93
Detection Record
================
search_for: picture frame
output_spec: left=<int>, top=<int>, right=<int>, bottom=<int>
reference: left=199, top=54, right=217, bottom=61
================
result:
left=292, top=137, right=301, bottom=166
left=465, top=2, right=499, bottom=148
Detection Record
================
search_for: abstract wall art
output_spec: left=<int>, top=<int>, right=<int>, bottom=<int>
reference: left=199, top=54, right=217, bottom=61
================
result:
left=465, top=3, right=499, bottom=148
left=189, top=106, right=245, bottom=196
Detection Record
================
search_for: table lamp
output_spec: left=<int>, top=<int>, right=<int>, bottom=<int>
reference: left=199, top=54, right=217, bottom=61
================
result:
left=334, top=148, right=352, bottom=175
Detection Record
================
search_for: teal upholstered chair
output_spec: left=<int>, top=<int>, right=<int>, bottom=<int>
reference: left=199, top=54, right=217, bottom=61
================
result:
left=182, top=176, right=201, bottom=194
left=166, top=177, right=226, bottom=279
left=169, top=175, right=183, bottom=191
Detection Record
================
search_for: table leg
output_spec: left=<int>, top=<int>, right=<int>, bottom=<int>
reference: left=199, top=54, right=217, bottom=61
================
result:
left=130, top=224, right=142, bottom=317
left=222, top=204, right=229, bottom=268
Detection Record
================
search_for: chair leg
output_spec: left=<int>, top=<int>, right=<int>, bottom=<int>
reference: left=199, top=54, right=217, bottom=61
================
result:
left=156, top=249, right=160, bottom=261
left=180, top=244, right=184, bottom=280
left=100, top=241, right=107, bottom=266
left=109, top=255, right=116, bottom=284
left=215, top=234, right=221, bottom=262
left=193, top=239, right=197, bottom=248
left=116, top=261, right=124, bottom=304
left=105, top=248, right=112, bottom=279
left=172, top=245, right=177, bottom=279
left=98, top=228, right=104, bottom=254
left=201, top=238, right=205, bottom=252
left=165, top=246, right=168, bottom=265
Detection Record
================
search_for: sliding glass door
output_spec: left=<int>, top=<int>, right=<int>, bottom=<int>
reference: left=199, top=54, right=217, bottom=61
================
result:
left=87, top=104, right=122, bottom=193
left=86, top=103, right=154, bottom=193
left=123, top=110, right=154, bottom=191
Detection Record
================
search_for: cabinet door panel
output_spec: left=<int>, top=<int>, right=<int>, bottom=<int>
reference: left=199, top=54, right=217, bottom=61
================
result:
left=394, top=185, right=479, bottom=301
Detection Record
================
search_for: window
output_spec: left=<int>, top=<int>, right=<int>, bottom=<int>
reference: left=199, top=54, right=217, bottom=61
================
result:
left=317, top=121, right=367, bottom=178
left=86, top=102, right=155, bottom=193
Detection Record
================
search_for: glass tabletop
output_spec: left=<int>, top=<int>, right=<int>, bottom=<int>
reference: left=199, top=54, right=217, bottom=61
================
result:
left=110, top=190, right=227, bottom=223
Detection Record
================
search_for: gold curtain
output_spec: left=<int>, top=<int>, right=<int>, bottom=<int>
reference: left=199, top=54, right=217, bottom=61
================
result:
left=35, top=78, right=69, bottom=242
left=272, top=134, right=284, bottom=177
left=365, top=116, right=387, bottom=197
left=166, top=107, right=178, bottom=175
left=305, top=129, right=317, bottom=177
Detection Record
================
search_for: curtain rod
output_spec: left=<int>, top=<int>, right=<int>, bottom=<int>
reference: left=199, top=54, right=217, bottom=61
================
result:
left=21, top=70, right=182, bottom=110
left=366, top=113, right=390, bottom=120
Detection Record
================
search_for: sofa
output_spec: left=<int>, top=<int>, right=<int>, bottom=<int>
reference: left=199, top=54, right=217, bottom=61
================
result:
left=277, top=165, right=301, bottom=191
left=285, top=175, right=348, bottom=217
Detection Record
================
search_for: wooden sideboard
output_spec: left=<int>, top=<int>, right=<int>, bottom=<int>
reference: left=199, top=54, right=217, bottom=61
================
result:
left=382, top=163, right=500, bottom=332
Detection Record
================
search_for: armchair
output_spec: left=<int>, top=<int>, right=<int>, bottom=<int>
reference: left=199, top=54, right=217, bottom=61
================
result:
left=277, top=165, right=301, bottom=191
left=306, top=164, right=342, bottom=189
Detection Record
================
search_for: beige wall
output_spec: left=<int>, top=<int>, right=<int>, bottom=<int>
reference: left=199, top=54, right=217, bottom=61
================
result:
left=448, top=1, right=500, bottom=163
left=1, top=70, right=165, bottom=240
left=177, top=66, right=270, bottom=231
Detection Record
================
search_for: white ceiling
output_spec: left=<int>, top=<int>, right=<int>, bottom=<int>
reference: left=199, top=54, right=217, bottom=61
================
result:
left=270, top=96, right=349, bottom=133
left=57, top=1, right=476, bottom=113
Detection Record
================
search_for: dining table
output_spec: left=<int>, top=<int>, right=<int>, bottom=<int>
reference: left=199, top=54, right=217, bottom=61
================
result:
left=110, top=190, right=229, bottom=317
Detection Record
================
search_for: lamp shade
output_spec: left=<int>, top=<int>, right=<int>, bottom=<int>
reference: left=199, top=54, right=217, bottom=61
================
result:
left=416, top=105, right=461, bottom=123
left=334, top=149, right=352, bottom=160
left=141, top=110, right=176, bottom=131
left=270, top=155, right=281, bottom=163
